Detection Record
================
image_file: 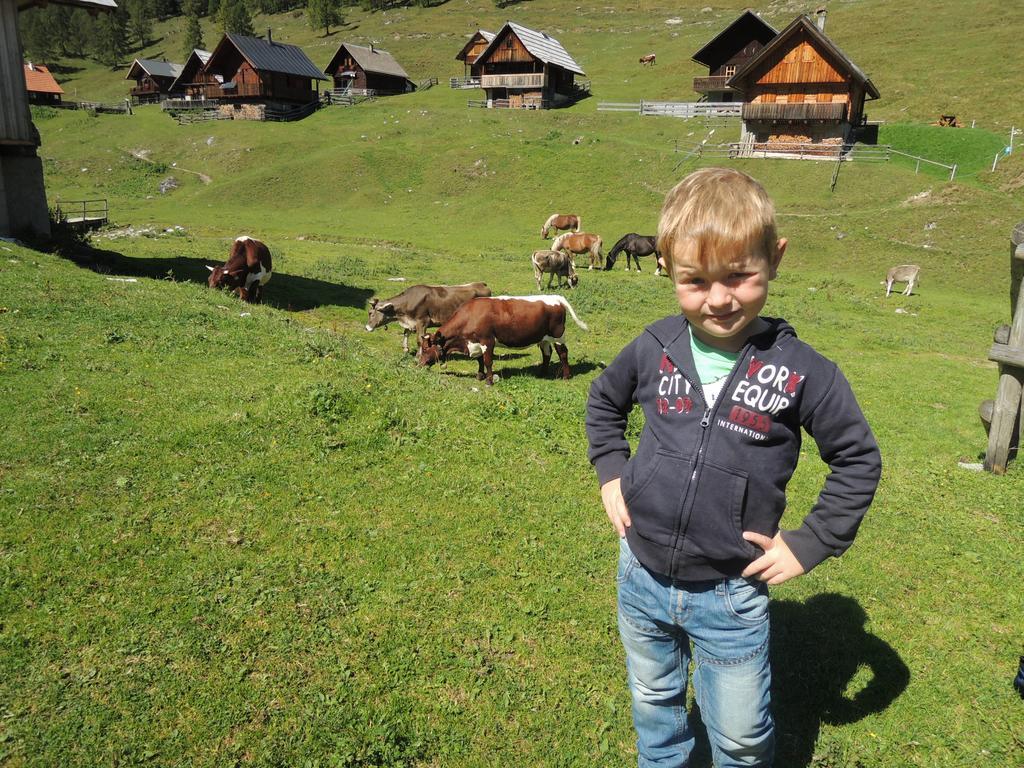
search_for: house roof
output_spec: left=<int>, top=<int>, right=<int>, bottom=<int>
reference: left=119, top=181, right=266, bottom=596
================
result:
left=476, top=21, right=585, bottom=76
left=727, top=14, right=879, bottom=100
left=326, top=43, right=411, bottom=80
left=217, top=33, right=327, bottom=81
left=125, top=57, right=183, bottom=81
left=169, top=49, right=212, bottom=92
left=455, top=30, right=495, bottom=61
left=17, top=0, right=116, bottom=11
left=23, top=62, right=64, bottom=95
left=691, top=9, right=777, bottom=67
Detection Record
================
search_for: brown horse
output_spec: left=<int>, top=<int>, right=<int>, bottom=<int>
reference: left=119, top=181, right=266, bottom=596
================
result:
left=541, top=213, right=581, bottom=239
left=552, top=232, right=603, bottom=270
left=639, top=53, right=656, bottom=66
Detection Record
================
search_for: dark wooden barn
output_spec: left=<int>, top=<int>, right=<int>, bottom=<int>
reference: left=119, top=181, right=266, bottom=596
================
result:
left=2, top=0, right=115, bottom=238
left=323, top=43, right=415, bottom=95
left=691, top=9, right=777, bottom=102
left=169, top=48, right=211, bottom=100
left=23, top=61, right=64, bottom=105
left=196, top=32, right=327, bottom=106
left=726, top=12, right=880, bottom=150
left=472, top=21, right=585, bottom=109
left=455, top=30, right=494, bottom=79
left=125, top=57, right=183, bottom=103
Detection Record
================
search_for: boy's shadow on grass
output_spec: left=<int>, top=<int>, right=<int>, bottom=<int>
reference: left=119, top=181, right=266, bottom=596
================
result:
left=63, top=245, right=374, bottom=312
left=688, top=593, right=910, bottom=768
left=434, top=354, right=600, bottom=382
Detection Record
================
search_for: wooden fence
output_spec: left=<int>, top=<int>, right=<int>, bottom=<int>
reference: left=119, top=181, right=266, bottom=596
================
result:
left=982, top=223, right=1024, bottom=473
left=52, top=99, right=132, bottom=115
left=54, top=198, right=108, bottom=228
left=450, top=76, right=480, bottom=89
left=264, top=100, right=320, bottom=122
left=597, top=100, right=741, bottom=118
left=417, top=77, right=438, bottom=91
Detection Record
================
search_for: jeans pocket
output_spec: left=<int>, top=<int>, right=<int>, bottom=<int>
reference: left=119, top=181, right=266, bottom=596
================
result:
left=616, top=536, right=640, bottom=583
left=681, top=460, right=756, bottom=562
left=724, top=577, right=769, bottom=625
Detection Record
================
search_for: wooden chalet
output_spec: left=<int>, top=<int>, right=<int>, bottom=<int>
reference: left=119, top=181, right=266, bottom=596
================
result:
left=472, top=21, right=586, bottom=109
left=196, top=32, right=327, bottom=107
left=324, top=43, right=415, bottom=95
left=691, top=9, right=777, bottom=102
left=455, top=30, right=494, bottom=79
left=726, top=12, right=879, bottom=149
left=169, top=48, right=211, bottom=99
left=23, top=62, right=64, bottom=105
left=3, top=0, right=116, bottom=238
left=126, top=57, right=183, bottom=103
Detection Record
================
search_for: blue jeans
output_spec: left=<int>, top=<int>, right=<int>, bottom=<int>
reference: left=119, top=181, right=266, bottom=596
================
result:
left=617, top=537, right=774, bottom=768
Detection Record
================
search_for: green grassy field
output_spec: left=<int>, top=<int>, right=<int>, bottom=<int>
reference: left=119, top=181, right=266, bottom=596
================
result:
left=3, top=1, right=1024, bottom=766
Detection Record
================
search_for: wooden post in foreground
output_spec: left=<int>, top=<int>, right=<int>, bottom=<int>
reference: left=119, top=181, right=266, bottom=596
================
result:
left=983, top=223, right=1024, bottom=473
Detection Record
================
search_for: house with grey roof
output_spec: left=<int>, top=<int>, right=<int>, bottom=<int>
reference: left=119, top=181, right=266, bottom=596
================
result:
left=126, top=57, right=184, bottom=103
left=169, top=48, right=212, bottom=99
left=454, top=29, right=494, bottom=84
left=471, top=21, right=586, bottom=109
left=323, top=43, right=415, bottom=95
left=195, top=31, right=327, bottom=117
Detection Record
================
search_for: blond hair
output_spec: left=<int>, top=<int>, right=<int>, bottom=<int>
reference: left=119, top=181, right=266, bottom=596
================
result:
left=657, top=167, right=778, bottom=280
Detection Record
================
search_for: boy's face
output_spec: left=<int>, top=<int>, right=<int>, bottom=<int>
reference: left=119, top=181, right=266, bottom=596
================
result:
left=672, top=238, right=787, bottom=352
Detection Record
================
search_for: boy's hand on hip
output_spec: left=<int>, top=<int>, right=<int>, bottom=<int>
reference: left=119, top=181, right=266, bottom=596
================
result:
left=601, top=478, right=631, bottom=537
left=741, top=531, right=805, bottom=585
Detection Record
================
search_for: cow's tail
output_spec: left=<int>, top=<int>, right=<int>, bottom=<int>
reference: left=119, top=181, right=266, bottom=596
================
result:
left=555, top=296, right=588, bottom=331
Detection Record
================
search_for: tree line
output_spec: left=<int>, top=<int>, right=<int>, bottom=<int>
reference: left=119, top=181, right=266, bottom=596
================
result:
left=19, top=0, right=450, bottom=70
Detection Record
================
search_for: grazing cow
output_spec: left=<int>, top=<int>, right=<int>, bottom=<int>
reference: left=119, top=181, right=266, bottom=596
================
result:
left=885, top=264, right=921, bottom=296
left=532, top=249, right=579, bottom=290
left=418, top=295, right=588, bottom=385
left=366, top=282, right=491, bottom=354
left=552, top=232, right=604, bottom=270
left=541, top=213, right=581, bottom=239
left=207, top=236, right=272, bottom=303
left=639, top=53, right=656, bottom=66
left=605, top=233, right=661, bottom=273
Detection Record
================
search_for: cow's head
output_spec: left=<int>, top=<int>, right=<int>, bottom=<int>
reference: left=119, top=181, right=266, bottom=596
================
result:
left=417, top=331, right=446, bottom=367
left=365, top=297, right=396, bottom=331
left=207, top=264, right=243, bottom=290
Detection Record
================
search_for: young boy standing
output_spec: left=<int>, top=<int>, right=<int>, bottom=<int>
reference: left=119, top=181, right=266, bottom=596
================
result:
left=586, top=168, right=881, bottom=768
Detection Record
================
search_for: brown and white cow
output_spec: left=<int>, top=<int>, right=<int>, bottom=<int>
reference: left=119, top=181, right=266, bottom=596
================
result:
left=531, top=249, right=579, bottom=290
left=207, top=236, right=272, bottom=303
left=366, top=282, right=491, bottom=354
left=639, top=53, right=656, bottom=66
left=552, top=232, right=604, bottom=271
left=418, top=295, right=588, bottom=385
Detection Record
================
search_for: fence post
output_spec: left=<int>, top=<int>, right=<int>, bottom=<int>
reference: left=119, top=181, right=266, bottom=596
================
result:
left=950, top=163, right=957, bottom=181
left=915, top=158, right=920, bottom=174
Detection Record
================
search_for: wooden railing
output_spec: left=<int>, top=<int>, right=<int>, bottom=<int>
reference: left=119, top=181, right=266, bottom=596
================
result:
left=692, top=75, right=732, bottom=93
left=741, top=102, right=846, bottom=121
left=480, top=72, right=545, bottom=89
left=417, top=76, right=438, bottom=91
left=450, top=76, right=480, bottom=89
left=161, top=97, right=218, bottom=111
left=597, top=100, right=741, bottom=118
left=54, top=198, right=108, bottom=226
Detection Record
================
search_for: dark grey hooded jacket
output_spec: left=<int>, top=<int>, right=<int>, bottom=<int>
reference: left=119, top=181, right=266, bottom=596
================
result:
left=586, top=315, right=881, bottom=581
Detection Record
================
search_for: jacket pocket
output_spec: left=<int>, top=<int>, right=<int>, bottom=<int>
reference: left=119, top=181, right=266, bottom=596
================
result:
left=621, top=450, right=691, bottom=545
left=681, top=460, right=756, bottom=562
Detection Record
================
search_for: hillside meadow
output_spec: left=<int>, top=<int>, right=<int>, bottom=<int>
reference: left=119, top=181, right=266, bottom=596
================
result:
left=3, top=1, right=1024, bottom=766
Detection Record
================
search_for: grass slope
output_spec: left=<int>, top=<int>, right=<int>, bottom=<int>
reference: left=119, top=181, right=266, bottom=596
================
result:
left=3, top=2, right=1024, bottom=766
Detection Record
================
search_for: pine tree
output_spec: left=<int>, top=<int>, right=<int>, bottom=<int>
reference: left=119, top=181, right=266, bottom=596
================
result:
left=206, top=0, right=221, bottom=19
left=183, top=11, right=205, bottom=58
left=307, top=0, right=341, bottom=36
left=127, top=0, right=154, bottom=49
left=93, top=8, right=129, bottom=68
left=219, top=0, right=254, bottom=36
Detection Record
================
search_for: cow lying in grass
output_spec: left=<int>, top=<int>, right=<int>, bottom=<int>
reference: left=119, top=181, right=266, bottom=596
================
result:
left=366, top=282, right=491, bottom=354
left=207, top=236, right=272, bottom=303
left=531, top=249, right=579, bottom=290
left=418, top=295, right=588, bottom=385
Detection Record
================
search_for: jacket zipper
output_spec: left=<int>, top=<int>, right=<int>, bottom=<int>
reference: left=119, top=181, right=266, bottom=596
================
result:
left=663, top=339, right=754, bottom=575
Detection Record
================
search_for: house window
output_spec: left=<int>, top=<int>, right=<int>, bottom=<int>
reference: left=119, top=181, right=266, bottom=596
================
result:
left=724, top=65, right=737, bottom=77
left=505, top=38, right=513, bottom=48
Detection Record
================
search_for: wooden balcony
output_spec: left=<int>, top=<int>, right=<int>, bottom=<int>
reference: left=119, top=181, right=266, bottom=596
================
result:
left=741, top=102, right=847, bottom=121
left=480, top=72, right=545, bottom=89
left=692, top=75, right=732, bottom=93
